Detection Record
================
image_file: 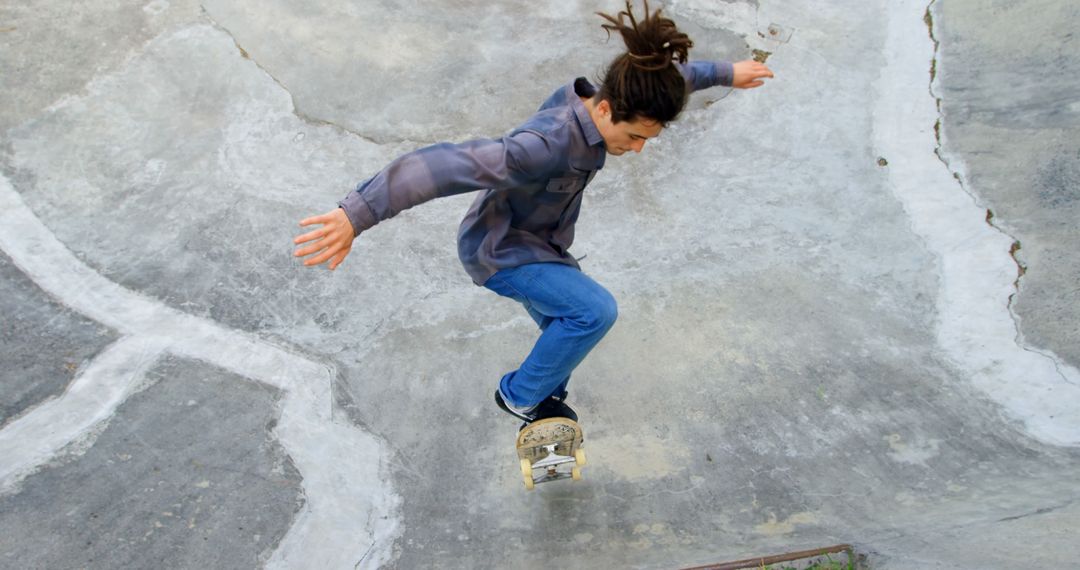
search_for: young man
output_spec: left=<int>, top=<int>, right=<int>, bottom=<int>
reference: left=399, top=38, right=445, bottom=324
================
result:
left=293, top=1, right=773, bottom=426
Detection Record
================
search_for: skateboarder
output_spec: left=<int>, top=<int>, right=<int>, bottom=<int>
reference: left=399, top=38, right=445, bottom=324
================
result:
left=293, top=1, right=773, bottom=426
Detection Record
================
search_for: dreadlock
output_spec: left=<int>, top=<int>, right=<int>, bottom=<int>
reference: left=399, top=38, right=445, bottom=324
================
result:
left=595, top=0, right=693, bottom=125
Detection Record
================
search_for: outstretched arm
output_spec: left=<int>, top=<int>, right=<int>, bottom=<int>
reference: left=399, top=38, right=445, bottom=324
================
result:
left=293, top=130, right=558, bottom=270
left=678, top=59, right=774, bottom=92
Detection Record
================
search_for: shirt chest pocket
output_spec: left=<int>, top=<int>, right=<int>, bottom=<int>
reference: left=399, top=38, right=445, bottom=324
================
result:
left=544, top=176, right=585, bottom=195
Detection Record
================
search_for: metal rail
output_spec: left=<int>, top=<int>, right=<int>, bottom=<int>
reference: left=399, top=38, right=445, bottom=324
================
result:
left=680, top=544, right=854, bottom=570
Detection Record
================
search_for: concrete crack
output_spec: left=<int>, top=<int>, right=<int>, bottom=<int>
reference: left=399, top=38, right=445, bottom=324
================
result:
left=198, top=5, right=429, bottom=148
left=923, top=0, right=1076, bottom=388
left=0, top=175, right=403, bottom=568
left=354, top=528, right=376, bottom=569
left=996, top=500, right=1074, bottom=523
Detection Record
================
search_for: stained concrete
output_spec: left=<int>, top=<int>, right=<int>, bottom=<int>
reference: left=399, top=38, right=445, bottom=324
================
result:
left=931, top=0, right=1080, bottom=367
left=0, top=0, right=202, bottom=134
left=1, top=0, right=1078, bottom=568
left=0, top=251, right=117, bottom=427
left=0, top=356, right=302, bottom=569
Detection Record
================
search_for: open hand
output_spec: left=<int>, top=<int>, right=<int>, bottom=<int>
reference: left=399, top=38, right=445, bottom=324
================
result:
left=732, top=60, right=774, bottom=89
left=293, top=208, right=356, bottom=270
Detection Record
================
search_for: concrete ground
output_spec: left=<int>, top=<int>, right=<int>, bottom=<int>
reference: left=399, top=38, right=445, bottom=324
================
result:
left=1, top=0, right=1078, bottom=568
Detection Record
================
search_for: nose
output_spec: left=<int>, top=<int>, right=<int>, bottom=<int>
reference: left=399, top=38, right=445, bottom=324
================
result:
left=632, top=139, right=646, bottom=153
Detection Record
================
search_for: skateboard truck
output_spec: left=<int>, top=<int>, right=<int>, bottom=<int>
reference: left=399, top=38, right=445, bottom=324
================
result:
left=516, top=418, right=586, bottom=490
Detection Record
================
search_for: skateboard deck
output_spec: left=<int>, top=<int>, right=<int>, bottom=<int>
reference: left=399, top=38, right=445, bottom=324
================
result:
left=515, top=417, right=586, bottom=490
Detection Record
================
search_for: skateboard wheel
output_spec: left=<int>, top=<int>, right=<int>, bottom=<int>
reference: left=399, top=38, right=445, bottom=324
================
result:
left=571, top=467, right=582, bottom=481
left=574, top=448, right=587, bottom=467
left=520, top=458, right=535, bottom=490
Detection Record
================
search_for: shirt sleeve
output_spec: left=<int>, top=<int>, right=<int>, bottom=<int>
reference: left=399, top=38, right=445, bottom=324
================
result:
left=676, top=61, right=735, bottom=93
left=338, top=130, right=559, bottom=236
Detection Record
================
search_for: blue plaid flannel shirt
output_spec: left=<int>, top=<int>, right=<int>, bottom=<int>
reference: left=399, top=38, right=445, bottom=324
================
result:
left=339, top=61, right=734, bottom=285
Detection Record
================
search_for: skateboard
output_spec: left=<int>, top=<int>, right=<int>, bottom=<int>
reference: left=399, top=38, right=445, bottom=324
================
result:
left=516, top=417, right=586, bottom=490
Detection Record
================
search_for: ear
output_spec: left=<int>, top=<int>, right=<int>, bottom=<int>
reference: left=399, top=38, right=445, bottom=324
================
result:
left=596, top=99, right=611, bottom=121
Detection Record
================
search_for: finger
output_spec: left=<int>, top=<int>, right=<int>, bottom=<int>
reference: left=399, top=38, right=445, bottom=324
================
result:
left=298, top=213, right=332, bottom=227
left=328, top=252, right=346, bottom=270
left=303, top=244, right=340, bottom=267
left=302, top=251, right=330, bottom=266
left=294, top=240, right=330, bottom=259
left=293, top=227, right=326, bottom=245
left=331, top=241, right=354, bottom=267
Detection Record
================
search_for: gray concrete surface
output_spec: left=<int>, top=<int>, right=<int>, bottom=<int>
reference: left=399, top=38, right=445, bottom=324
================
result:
left=0, top=356, right=303, bottom=569
left=0, top=251, right=118, bottom=427
left=932, top=0, right=1080, bottom=367
left=1, top=0, right=1078, bottom=568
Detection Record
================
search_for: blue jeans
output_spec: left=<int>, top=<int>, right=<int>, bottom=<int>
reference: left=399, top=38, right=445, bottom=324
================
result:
left=484, top=262, right=618, bottom=409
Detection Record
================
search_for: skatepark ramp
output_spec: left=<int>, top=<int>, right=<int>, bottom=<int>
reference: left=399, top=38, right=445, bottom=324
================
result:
left=1, top=0, right=1078, bottom=568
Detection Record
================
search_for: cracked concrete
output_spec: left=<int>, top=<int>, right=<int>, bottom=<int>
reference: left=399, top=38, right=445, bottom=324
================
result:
left=920, top=1, right=1080, bottom=405
left=925, top=2, right=1032, bottom=352
left=929, top=0, right=1080, bottom=372
left=1, top=0, right=1079, bottom=568
left=198, top=6, right=386, bottom=147
left=0, top=355, right=303, bottom=569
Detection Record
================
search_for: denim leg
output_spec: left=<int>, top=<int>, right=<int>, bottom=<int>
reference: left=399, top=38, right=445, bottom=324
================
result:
left=484, top=262, right=618, bottom=408
left=523, top=308, right=567, bottom=398
left=525, top=306, right=552, bottom=331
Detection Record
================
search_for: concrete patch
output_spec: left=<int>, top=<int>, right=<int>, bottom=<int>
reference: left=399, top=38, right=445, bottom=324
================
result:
left=876, top=0, right=1080, bottom=446
left=0, top=0, right=202, bottom=134
left=932, top=0, right=1080, bottom=368
left=0, top=336, right=166, bottom=491
left=884, top=433, right=942, bottom=466
left=0, top=355, right=302, bottom=569
left=591, top=431, right=693, bottom=481
left=0, top=168, right=401, bottom=566
left=200, top=0, right=747, bottom=143
left=0, top=251, right=118, bottom=427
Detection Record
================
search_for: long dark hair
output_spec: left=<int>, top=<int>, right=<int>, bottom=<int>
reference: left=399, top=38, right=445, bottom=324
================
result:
left=595, top=0, right=693, bottom=125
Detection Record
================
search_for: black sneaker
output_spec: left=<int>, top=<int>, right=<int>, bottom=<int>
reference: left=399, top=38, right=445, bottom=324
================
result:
left=532, top=394, right=578, bottom=423
left=494, top=389, right=538, bottom=422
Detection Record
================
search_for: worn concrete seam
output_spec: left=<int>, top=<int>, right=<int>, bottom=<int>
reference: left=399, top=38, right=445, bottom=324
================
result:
left=996, top=499, right=1076, bottom=523
left=198, top=5, right=432, bottom=148
left=873, top=0, right=1080, bottom=445
left=923, top=1, right=1076, bottom=387
left=0, top=175, right=403, bottom=567
left=0, top=336, right=169, bottom=492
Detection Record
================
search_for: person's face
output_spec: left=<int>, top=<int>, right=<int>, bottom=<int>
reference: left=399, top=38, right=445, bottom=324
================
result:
left=594, top=100, right=664, bottom=156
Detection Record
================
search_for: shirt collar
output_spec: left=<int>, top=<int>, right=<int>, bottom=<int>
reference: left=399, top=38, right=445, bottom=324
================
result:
left=570, top=78, right=605, bottom=148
